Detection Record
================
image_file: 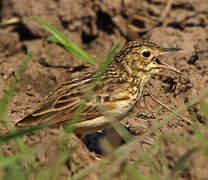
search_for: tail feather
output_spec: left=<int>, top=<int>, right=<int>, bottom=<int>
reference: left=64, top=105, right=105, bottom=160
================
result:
left=15, top=110, right=58, bottom=128
left=15, top=114, right=42, bottom=127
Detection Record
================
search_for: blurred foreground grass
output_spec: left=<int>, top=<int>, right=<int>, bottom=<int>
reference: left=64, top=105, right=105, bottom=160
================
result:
left=0, top=17, right=207, bottom=180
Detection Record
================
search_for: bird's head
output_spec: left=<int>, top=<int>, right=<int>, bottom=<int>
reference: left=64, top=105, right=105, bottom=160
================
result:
left=113, top=40, right=181, bottom=79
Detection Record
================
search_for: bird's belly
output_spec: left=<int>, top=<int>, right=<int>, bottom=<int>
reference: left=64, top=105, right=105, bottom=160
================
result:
left=104, top=98, right=137, bottom=119
left=75, top=95, right=139, bottom=136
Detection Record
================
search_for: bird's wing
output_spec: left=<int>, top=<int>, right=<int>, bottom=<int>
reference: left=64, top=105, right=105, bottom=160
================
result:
left=15, top=73, right=103, bottom=127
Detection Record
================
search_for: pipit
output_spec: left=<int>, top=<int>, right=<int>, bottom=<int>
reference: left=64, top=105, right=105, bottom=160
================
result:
left=16, top=40, right=181, bottom=137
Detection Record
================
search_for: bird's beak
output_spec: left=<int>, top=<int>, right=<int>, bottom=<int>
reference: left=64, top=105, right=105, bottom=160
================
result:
left=163, top=48, right=183, bottom=52
left=155, top=58, right=181, bottom=74
left=155, top=47, right=182, bottom=74
left=159, top=47, right=183, bottom=55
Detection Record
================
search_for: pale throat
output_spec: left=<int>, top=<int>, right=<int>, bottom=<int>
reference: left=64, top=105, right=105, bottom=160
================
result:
left=120, top=66, right=153, bottom=101
left=129, top=64, right=160, bottom=95
left=123, top=64, right=153, bottom=89
left=109, top=60, right=155, bottom=97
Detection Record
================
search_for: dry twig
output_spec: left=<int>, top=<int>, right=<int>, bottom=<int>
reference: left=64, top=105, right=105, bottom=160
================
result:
left=134, top=15, right=159, bottom=25
left=160, top=0, right=174, bottom=21
left=146, top=90, right=194, bottom=125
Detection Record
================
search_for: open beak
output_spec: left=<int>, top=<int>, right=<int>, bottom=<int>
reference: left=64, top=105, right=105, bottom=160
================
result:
left=155, top=58, right=181, bottom=74
left=154, top=47, right=182, bottom=74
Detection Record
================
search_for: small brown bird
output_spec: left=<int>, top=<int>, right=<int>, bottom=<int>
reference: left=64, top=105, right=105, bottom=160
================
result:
left=16, top=40, right=181, bottom=137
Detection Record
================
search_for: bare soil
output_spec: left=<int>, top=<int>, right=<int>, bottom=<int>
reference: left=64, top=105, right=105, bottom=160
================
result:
left=0, top=0, right=208, bottom=179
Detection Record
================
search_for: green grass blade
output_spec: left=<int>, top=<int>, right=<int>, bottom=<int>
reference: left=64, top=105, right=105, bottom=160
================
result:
left=47, top=36, right=59, bottom=44
left=34, top=17, right=98, bottom=65
left=0, top=123, right=46, bottom=143
left=169, top=147, right=199, bottom=179
left=68, top=159, right=108, bottom=180
left=125, top=164, right=153, bottom=180
left=3, top=162, right=27, bottom=180
left=194, top=123, right=206, bottom=146
left=0, top=52, right=32, bottom=125
left=200, top=100, right=208, bottom=120
left=51, top=149, right=74, bottom=180
left=0, top=149, right=36, bottom=167
left=48, top=36, right=89, bottom=62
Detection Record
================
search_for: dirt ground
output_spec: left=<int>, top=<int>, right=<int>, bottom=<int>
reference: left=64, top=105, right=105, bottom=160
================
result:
left=0, top=0, right=208, bottom=179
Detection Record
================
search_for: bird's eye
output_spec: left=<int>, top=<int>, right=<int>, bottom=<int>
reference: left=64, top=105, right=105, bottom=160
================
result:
left=142, top=51, right=151, bottom=58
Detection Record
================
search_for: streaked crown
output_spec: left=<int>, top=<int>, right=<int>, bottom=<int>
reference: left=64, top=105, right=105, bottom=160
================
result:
left=109, top=40, right=181, bottom=80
